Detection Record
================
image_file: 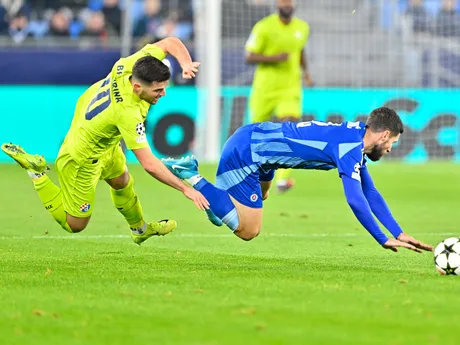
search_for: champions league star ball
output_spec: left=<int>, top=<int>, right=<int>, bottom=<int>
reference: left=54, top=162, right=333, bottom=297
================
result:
left=434, top=238, right=460, bottom=275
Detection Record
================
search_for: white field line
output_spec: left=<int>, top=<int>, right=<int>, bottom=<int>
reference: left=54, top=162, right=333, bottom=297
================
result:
left=0, top=233, right=456, bottom=240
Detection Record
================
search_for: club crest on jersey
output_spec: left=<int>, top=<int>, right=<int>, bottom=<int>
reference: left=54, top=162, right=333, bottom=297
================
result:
left=80, top=203, right=91, bottom=213
left=250, top=193, right=258, bottom=202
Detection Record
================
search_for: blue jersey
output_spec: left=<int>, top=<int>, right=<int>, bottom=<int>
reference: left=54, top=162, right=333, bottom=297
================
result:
left=216, top=120, right=404, bottom=246
left=249, top=121, right=366, bottom=181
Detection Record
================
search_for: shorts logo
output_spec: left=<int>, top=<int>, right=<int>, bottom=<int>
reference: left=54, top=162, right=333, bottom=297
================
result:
left=80, top=203, right=91, bottom=213
left=136, top=123, right=145, bottom=135
left=250, top=193, right=258, bottom=202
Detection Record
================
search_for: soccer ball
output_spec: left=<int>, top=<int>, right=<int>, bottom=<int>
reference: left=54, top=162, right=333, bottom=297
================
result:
left=434, top=238, right=460, bottom=275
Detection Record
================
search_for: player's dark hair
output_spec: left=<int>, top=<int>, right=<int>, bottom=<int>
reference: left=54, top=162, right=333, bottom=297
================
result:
left=132, top=56, right=171, bottom=84
left=366, top=107, right=404, bottom=137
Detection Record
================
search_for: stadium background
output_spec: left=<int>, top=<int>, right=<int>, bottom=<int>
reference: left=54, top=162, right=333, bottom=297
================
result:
left=1, top=2, right=460, bottom=344
left=0, top=0, right=459, bottom=163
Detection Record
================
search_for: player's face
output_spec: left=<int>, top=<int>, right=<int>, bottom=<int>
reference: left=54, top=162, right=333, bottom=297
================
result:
left=138, top=80, right=169, bottom=104
left=367, top=132, right=400, bottom=162
left=277, top=0, right=295, bottom=19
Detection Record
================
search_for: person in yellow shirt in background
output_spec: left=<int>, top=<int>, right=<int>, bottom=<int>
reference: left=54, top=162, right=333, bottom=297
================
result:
left=2, top=37, right=209, bottom=245
left=245, top=0, right=313, bottom=193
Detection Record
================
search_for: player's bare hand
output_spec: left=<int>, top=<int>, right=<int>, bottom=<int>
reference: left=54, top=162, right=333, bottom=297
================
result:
left=382, top=238, right=422, bottom=253
left=182, top=62, right=200, bottom=79
left=183, top=186, right=209, bottom=210
left=397, top=233, right=433, bottom=252
left=304, top=72, right=314, bottom=87
left=275, top=53, right=289, bottom=62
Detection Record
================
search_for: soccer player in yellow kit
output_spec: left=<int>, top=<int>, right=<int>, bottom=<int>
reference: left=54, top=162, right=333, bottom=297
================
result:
left=2, top=37, right=209, bottom=245
left=245, top=0, right=312, bottom=193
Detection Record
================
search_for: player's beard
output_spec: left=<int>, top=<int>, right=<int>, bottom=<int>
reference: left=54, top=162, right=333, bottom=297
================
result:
left=278, top=7, right=294, bottom=20
left=366, top=144, right=385, bottom=162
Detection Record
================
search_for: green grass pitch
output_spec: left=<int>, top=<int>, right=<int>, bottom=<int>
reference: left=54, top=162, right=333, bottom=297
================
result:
left=0, top=162, right=459, bottom=345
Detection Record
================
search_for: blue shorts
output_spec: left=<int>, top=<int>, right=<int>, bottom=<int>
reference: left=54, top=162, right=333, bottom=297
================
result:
left=215, top=124, right=266, bottom=208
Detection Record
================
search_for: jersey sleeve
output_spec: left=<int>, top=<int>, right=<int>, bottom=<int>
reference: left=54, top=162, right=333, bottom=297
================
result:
left=335, top=144, right=365, bottom=182
left=116, top=106, right=149, bottom=150
left=361, top=166, right=404, bottom=238
left=141, top=44, right=167, bottom=61
left=245, top=21, right=267, bottom=54
left=342, top=174, right=389, bottom=245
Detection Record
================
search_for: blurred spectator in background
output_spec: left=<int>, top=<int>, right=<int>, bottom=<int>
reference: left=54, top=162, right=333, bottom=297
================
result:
left=405, top=0, right=431, bottom=33
left=0, top=5, right=8, bottom=34
left=435, top=0, right=460, bottom=37
left=0, top=0, right=195, bottom=45
left=134, top=0, right=162, bottom=38
left=81, top=11, right=107, bottom=38
left=102, top=0, right=120, bottom=35
left=48, top=7, right=71, bottom=37
left=1, top=0, right=29, bottom=33
left=8, top=9, right=29, bottom=43
left=156, top=11, right=192, bottom=40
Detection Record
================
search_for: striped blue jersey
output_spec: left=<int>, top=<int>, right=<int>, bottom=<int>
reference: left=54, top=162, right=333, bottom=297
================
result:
left=249, top=121, right=367, bottom=181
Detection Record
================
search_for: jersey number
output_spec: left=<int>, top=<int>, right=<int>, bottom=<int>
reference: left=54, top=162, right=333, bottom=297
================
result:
left=85, top=77, right=111, bottom=120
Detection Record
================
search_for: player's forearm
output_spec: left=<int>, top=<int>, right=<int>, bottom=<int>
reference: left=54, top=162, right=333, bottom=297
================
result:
left=161, top=37, right=193, bottom=68
left=367, top=193, right=404, bottom=239
left=342, top=175, right=389, bottom=245
left=300, top=51, right=308, bottom=72
left=144, top=156, right=186, bottom=193
left=361, top=169, right=404, bottom=238
left=245, top=52, right=283, bottom=64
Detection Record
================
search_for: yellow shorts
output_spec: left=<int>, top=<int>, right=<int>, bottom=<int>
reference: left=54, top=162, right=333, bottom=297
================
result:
left=56, top=144, right=126, bottom=218
left=249, top=92, right=302, bottom=123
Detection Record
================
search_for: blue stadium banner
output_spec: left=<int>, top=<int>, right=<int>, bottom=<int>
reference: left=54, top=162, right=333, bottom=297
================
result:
left=0, top=86, right=458, bottom=162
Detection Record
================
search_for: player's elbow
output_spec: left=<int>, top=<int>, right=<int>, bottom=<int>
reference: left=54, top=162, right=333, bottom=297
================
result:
left=245, top=52, right=256, bottom=64
left=165, top=36, right=182, bottom=46
left=143, top=164, right=157, bottom=176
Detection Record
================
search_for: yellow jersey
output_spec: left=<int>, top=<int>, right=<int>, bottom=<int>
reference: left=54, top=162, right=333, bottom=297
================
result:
left=63, top=44, right=166, bottom=164
left=245, top=14, right=310, bottom=97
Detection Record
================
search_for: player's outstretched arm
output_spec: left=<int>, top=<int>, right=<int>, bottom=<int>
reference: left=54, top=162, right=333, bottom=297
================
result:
left=360, top=168, right=433, bottom=252
left=260, top=181, right=271, bottom=200
left=133, top=148, right=209, bottom=211
left=153, top=37, right=200, bottom=79
left=245, top=52, right=289, bottom=64
left=341, top=174, right=422, bottom=253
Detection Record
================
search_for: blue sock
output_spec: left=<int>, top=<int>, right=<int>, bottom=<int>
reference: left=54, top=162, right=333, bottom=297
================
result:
left=194, top=178, right=239, bottom=231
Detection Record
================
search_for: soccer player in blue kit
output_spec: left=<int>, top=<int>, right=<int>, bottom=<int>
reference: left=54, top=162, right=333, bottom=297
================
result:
left=163, top=107, right=433, bottom=253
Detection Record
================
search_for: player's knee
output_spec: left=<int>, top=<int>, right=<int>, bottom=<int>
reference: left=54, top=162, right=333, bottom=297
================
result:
left=67, top=223, right=87, bottom=233
left=66, top=215, right=90, bottom=233
left=235, top=226, right=261, bottom=241
left=107, top=170, right=130, bottom=190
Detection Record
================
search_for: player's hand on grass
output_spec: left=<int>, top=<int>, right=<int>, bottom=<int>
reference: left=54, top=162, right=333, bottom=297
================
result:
left=182, top=62, right=201, bottom=79
left=183, top=186, right=210, bottom=210
left=382, top=238, right=424, bottom=253
left=397, top=233, right=433, bottom=252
